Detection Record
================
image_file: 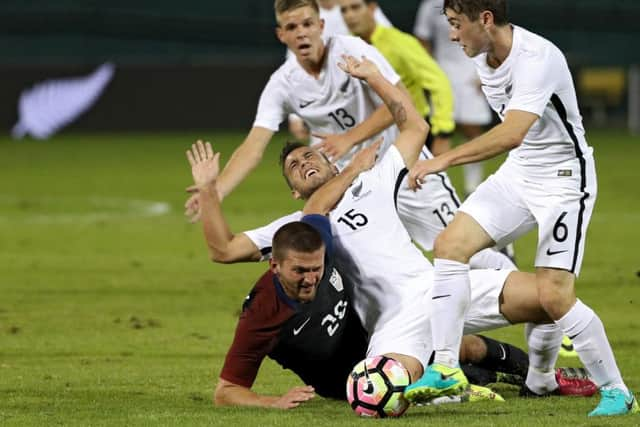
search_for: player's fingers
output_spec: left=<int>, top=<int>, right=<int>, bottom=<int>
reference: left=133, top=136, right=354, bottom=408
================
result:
left=212, top=151, right=221, bottom=166
left=185, top=184, right=199, bottom=193
left=186, top=150, right=196, bottom=167
left=191, top=143, right=201, bottom=163
left=196, top=140, right=207, bottom=161
left=205, top=141, right=214, bottom=159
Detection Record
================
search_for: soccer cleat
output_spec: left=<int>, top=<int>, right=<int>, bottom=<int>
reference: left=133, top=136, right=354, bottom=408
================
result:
left=519, top=368, right=597, bottom=398
left=464, top=384, right=505, bottom=403
left=404, top=364, right=469, bottom=404
left=558, top=336, right=579, bottom=358
left=588, top=388, right=639, bottom=417
left=555, top=367, right=597, bottom=397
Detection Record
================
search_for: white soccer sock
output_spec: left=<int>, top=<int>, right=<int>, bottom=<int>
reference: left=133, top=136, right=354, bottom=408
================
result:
left=468, top=248, right=516, bottom=270
left=431, top=258, right=470, bottom=368
left=524, top=323, right=562, bottom=394
left=555, top=300, right=626, bottom=392
left=463, top=162, right=483, bottom=195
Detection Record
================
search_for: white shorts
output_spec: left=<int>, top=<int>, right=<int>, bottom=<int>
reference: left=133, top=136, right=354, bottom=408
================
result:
left=366, top=269, right=512, bottom=368
left=459, top=154, right=597, bottom=276
left=395, top=147, right=462, bottom=251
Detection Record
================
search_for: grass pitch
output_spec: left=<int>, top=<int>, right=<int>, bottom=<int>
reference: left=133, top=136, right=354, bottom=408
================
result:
left=0, top=129, right=639, bottom=426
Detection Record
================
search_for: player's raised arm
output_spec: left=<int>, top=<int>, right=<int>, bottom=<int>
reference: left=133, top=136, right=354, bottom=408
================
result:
left=315, top=81, right=410, bottom=162
left=214, top=126, right=274, bottom=201
left=339, top=55, right=428, bottom=168
left=186, top=140, right=263, bottom=263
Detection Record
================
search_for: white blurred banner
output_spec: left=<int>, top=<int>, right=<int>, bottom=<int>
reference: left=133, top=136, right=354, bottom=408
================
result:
left=12, top=63, right=115, bottom=140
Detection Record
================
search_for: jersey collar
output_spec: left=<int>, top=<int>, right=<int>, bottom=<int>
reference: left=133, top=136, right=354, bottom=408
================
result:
left=272, top=275, right=300, bottom=310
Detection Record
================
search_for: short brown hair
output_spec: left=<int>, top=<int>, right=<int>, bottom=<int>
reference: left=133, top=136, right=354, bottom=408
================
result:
left=443, top=0, right=508, bottom=26
left=274, top=0, right=319, bottom=22
left=272, top=221, right=324, bottom=261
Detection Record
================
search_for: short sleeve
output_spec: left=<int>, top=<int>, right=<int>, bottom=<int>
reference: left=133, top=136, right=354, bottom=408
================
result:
left=506, top=48, right=560, bottom=117
left=253, top=74, right=290, bottom=131
left=243, top=211, right=303, bottom=260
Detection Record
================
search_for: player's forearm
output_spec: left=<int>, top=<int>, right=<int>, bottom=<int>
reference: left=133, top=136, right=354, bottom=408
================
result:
left=214, top=382, right=278, bottom=408
left=216, top=127, right=273, bottom=200
left=199, top=182, right=235, bottom=261
left=341, top=105, right=394, bottom=147
left=303, top=164, right=361, bottom=215
left=439, top=121, right=521, bottom=167
left=366, top=74, right=426, bottom=136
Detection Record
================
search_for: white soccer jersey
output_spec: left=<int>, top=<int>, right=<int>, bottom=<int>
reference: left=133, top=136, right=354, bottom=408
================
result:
left=473, top=26, right=591, bottom=165
left=255, top=35, right=401, bottom=169
left=327, top=146, right=433, bottom=334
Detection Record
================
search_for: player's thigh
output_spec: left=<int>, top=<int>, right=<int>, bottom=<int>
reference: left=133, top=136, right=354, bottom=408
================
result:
left=530, top=156, right=597, bottom=276
left=458, top=166, right=537, bottom=250
left=366, top=297, right=432, bottom=375
left=463, top=269, right=513, bottom=334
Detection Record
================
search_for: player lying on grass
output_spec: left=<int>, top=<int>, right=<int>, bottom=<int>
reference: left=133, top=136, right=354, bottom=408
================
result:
left=185, top=0, right=514, bottom=272
left=186, top=142, right=588, bottom=409
left=185, top=56, right=596, bottom=407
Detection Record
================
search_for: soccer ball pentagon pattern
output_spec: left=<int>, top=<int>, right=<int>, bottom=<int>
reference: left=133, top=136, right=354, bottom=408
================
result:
left=346, top=355, right=410, bottom=418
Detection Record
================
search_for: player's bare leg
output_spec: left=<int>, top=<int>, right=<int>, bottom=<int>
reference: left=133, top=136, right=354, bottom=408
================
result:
left=405, top=212, right=494, bottom=403
left=535, top=267, right=636, bottom=416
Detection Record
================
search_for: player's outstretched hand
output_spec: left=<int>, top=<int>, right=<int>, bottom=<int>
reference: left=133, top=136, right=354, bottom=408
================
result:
left=314, top=132, right=354, bottom=163
left=407, top=157, right=447, bottom=191
left=348, top=137, right=382, bottom=173
left=338, top=55, right=380, bottom=81
left=271, top=385, right=315, bottom=409
left=186, top=140, right=221, bottom=189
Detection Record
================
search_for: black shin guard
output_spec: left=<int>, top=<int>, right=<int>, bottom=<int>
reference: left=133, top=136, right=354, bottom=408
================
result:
left=476, top=335, right=529, bottom=378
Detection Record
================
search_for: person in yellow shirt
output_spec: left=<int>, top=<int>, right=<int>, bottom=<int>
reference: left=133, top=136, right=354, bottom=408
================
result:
left=319, top=0, right=455, bottom=159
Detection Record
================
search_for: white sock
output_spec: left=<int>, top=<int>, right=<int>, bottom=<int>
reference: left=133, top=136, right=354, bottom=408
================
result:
left=463, top=162, right=483, bottom=195
left=431, top=258, right=470, bottom=368
left=555, top=300, right=626, bottom=392
left=468, top=248, right=516, bottom=270
left=524, top=323, right=562, bottom=394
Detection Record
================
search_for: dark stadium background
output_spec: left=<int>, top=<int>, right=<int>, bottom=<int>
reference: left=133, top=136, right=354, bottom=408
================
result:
left=1, top=0, right=639, bottom=132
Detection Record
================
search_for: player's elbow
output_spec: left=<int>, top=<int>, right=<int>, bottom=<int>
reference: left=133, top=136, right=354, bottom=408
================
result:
left=209, top=250, right=237, bottom=264
left=503, top=134, right=523, bottom=150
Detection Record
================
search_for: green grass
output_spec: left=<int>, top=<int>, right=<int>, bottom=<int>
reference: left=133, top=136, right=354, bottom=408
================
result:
left=0, top=129, right=639, bottom=426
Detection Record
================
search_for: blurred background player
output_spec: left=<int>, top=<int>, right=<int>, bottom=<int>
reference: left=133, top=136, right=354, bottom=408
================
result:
left=288, top=0, right=392, bottom=141
left=414, top=0, right=490, bottom=196
left=335, top=0, right=455, bottom=160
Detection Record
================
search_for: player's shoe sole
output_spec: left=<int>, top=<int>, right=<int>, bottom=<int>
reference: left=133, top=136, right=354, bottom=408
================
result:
left=519, top=368, right=597, bottom=398
left=427, top=384, right=504, bottom=405
left=588, top=389, right=639, bottom=417
left=404, top=364, right=469, bottom=404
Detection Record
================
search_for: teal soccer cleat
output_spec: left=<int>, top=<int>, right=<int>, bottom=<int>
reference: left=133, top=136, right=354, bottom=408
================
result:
left=404, top=363, right=469, bottom=404
left=588, top=388, right=639, bottom=417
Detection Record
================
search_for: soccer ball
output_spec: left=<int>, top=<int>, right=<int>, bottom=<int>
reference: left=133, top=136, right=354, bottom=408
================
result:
left=346, top=355, right=410, bottom=418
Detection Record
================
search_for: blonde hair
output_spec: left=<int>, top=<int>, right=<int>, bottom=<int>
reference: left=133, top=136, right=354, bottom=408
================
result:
left=274, top=0, right=320, bottom=23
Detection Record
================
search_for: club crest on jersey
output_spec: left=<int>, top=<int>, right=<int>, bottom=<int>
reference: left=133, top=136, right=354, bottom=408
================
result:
left=329, top=269, right=344, bottom=292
